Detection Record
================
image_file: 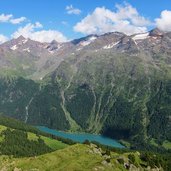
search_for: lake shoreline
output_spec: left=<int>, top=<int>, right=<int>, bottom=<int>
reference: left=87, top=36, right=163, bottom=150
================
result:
left=37, top=126, right=125, bottom=148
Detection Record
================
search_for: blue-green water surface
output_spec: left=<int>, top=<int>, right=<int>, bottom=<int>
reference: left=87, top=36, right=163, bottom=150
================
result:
left=37, top=126, right=124, bottom=148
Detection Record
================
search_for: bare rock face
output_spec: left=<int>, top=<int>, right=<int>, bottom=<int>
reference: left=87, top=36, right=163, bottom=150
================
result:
left=149, top=28, right=164, bottom=37
left=0, top=28, right=171, bottom=79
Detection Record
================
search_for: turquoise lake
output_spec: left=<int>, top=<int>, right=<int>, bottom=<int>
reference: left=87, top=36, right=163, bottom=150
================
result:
left=37, top=126, right=124, bottom=148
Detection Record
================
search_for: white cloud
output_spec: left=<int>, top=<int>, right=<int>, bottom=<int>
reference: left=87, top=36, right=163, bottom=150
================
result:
left=61, top=21, right=68, bottom=26
left=155, top=10, right=171, bottom=32
left=12, top=22, right=67, bottom=42
left=115, top=4, right=151, bottom=26
left=0, top=34, right=8, bottom=44
left=74, top=3, right=151, bottom=35
left=66, top=5, right=81, bottom=15
left=34, top=22, right=43, bottom=28
left=0, top=14, right=13, bottom=22
left=0, top=13, right=26, bottom=24
left=10, top=17, right=26, bottom=24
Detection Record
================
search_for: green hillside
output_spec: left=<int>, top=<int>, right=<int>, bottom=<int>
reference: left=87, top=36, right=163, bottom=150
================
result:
left=0, top=143, right=170, bottom=171
left=0, top=115, right=170, bottom=170
left=1, top=52, right=171, bottom=153
left=0, top=116, right=68, bottom=157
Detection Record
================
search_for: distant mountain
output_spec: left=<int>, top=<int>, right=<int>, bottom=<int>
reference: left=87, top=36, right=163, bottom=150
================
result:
left=0, top=28, right=170, bottom=80
left=0, top=28, right=171, bottom=152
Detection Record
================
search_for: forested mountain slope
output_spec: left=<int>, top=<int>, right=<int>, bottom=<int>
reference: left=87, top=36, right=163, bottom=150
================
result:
left=0, top=29, right=171, bottom=151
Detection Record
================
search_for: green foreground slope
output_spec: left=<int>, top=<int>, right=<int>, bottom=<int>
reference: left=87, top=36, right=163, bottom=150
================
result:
left=0, top=143, right=168, bottom=171
left=0, top=116, right=170, bottom=170
left=0, top=125, right=68, bottom=157
left=0, top=116, right=68, bottom=158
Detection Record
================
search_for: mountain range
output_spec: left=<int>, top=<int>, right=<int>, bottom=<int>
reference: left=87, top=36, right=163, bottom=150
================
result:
left=0, top=28, right=171, bottom=151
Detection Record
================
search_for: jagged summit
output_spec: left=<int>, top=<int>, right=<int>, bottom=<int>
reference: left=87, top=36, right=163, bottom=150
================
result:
left=149, top=28, right=164, bottom=37
left=0, top=28, right=170, bottom=53
left=15, top=35, right=26, bottom=41
left=50, top=40, right=58, bottom=44
left=1, top=28, right=171, bottom=47
left=0, top=28, right=171, bottom=61
left=71, top=34, right=98, bottom=45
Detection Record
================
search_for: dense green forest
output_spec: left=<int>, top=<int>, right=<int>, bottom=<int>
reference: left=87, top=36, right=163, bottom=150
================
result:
left=0, top=115, right=76, bottom=145
left=0, top=51, right=171, bottom=156
left=0, top=115, right=75, bottom=157
left=0, top=128, right=52, bottom=157
left=0, top=75, right=171, bottom=154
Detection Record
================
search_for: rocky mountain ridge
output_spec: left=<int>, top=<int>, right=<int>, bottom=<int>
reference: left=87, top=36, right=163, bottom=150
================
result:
left=0, top=28, right=171, bottom=80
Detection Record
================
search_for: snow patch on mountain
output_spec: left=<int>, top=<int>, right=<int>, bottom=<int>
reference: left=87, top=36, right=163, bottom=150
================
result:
left=103, top=41, right=120, bottom=49
left=132, top=33, right=149, bottom=40
left=23, top=48, right=30, bottom=52
left=80, top=36, right=97, bottom=46
left=10, top=45, right=18, bottom=50
left=22, top=39, right=28, bottom=44
left=76, top=47, right=82, bottom=51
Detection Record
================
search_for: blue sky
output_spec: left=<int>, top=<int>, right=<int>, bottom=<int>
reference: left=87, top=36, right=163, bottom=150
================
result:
left=0, top=0, right=171, bottom=43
